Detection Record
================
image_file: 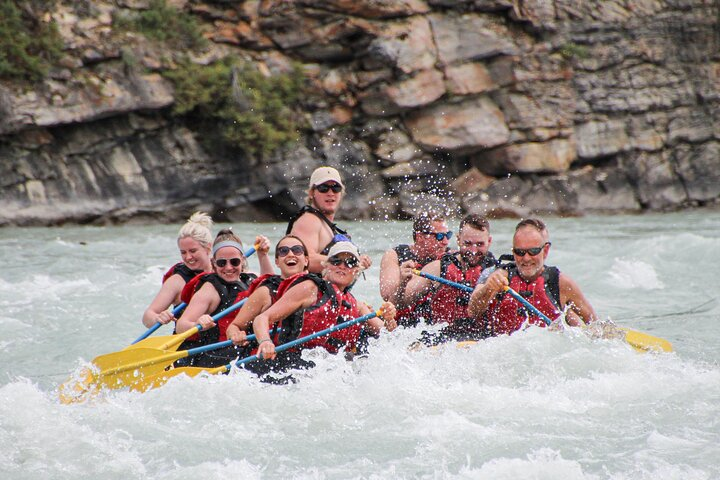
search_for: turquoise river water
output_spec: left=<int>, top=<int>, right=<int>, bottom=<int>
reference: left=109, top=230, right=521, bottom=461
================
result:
left=1, top=212, right=719, bottom=479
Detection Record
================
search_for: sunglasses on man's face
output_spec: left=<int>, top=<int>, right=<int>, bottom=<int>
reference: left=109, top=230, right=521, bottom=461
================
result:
left=315, top=183, right=342, bottom=194
left=512, top=242, right=551, bottom=257
left=423, top=231, right=452, bottom=241
left=277, top=245, right=305, bottom=257
left=215, top=257, right=242, bottom=267
left=328, top=256, right=359, bottom=268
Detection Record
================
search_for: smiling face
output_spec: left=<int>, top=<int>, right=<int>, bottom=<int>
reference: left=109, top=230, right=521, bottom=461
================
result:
left=310, top=182, right=343, bottom=216
left=275, top=237, right=309, bottom=278
left=212, top=246, right=245, bottom=283
left=458, top=225, right=491, bottom=266
left=178, top=236, right=211, bottom=272
left=414, top=219, right=450, bottom=259
left=324, top=252, right=360, bottom=289
left=512, top=226, right=550, bottom=281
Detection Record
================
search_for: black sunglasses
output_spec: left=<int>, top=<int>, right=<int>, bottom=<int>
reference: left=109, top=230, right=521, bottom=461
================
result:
left=277, top=245, right=306, bottom=257
left=512, top=242, right=551, bottom=257
left=215, top=257, right=242, bottom=267
left=423, top=231, right=452, bottom=241
left=328, top=256, right=359, bottom=268
left=315, top=183, right=342, bottom=193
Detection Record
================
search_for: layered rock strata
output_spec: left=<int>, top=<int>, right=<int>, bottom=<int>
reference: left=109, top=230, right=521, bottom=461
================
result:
left=1, top=0, right=718, bottom=226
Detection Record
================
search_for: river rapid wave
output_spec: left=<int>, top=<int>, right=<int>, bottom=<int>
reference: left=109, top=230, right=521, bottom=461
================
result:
left=1, top=212, right=718, bottom=479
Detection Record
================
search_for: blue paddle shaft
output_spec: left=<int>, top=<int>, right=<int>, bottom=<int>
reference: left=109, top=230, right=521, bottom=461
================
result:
left=416, top=270, right=554, bottom=326
left=183, top=329, right=283, bottom=357
left=221, top=311, right=379, bottom=372
left=131, top=302, right=187, bottom=344
left=503, top=288, right=552, bottom=326
left=189, top=298, right=249, bottom=336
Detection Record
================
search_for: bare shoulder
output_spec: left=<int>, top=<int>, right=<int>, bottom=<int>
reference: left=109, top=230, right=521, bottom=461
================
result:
left=559, top=272, right=582, bottom=292
left=291, top=211, right=323, bottom=231
left=422, top=259, right=441, bottom=275
left=381, top=248, right=399, bottom=265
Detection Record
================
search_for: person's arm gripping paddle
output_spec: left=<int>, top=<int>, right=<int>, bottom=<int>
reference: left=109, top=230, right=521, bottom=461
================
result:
left=252, top=280, right=319, bottom=360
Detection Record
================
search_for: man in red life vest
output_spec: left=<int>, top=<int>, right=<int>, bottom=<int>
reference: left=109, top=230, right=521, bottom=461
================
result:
left=468, top=218, right=597, bottom=335
left=399, top=214, right=498, bottom=341
left=379, top=212, right=451, bottom=327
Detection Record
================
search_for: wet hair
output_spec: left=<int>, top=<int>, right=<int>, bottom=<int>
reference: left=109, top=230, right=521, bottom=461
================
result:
left=412, top=212, right=446, bottom=240
left=459, top=214, right=490, bottom=233
left=274, top=234, right=309, bottom=259
left=515, top=218, right=549, bottom=240
left=177, top=211, right=213, bottom=248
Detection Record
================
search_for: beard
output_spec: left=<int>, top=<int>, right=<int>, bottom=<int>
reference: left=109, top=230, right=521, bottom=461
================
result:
left=461, top=250, right=485, bottom=266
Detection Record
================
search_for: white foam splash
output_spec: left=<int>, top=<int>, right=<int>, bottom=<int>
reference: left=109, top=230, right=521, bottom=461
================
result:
left=608, top=259, right=664, bottom=290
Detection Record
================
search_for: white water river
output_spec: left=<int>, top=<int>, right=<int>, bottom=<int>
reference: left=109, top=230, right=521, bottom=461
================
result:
left=1, top=212, right=718, bottom=479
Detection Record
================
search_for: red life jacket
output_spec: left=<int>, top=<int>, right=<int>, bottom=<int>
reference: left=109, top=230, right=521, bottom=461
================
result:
left=485, top=266, right=561, bottom=335
left=178, top=272, right=256, bottom=344
left=429, top=252, right=497, bottom=325
left=393, top=244, right=438, bottom=327
left=245, top=274, right=284, bottom=302
left=273, top=273, right=363, bottom=354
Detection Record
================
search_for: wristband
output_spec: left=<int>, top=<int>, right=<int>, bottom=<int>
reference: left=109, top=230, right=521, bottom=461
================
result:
left=257, top=338, right=272, bottom=345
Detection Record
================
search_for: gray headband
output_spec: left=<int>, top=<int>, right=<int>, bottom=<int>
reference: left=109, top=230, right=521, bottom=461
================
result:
left=212, top=240, right=244, bottom=256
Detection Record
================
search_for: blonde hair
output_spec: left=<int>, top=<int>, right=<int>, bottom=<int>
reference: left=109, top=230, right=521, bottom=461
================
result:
left=178, top=211, right=213, bottom=248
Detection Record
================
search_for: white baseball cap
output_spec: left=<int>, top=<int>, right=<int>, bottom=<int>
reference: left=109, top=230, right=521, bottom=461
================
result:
left=309, top=166, right=344, bottom=188
left=326, top=241, right=360, bottom=261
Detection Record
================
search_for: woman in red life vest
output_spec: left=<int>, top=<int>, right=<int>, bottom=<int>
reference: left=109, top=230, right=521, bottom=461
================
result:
left=173, top=229, right=273, bottom=367
left=141, top=212, right=214, bottom=328
left=247, top=241, right=397, bottom=374
left=225, top=235, right=310, bottom=345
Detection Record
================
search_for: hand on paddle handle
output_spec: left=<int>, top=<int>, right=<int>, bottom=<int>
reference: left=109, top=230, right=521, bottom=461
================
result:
left=257, top=337, right=276, bottom=361
left=155, top=309, right=176, bottom=325
left=255, top=235, right=271, bottom=256
left=196, top=314, right=216, bottom=331
left=360, top=254, right=372, bottom=271
left=229, top=329, right=249, bottom=346
left=399, top=260, right=416, bottom=284
left=379, top=302, right=398, bottom=332
left=483, top=269, right=509, bottom=296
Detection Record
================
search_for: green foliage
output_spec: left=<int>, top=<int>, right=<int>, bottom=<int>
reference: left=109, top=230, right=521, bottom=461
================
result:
left=164, top=58, right=307, bottom=157
left=0, top=0, right=63, bottom=82
left=559, top=42, right=590, bottom=60
left=113, top=0, right=205, bottom=50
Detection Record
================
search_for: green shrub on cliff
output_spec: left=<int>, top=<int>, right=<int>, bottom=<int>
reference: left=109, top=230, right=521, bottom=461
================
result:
left=164, top=58, right=306, bottom=157
left=559, top=42, right=590, bottom=60
left=113, top=0, right=205, bottom=50
left=0, top=0, right=63, bottom=82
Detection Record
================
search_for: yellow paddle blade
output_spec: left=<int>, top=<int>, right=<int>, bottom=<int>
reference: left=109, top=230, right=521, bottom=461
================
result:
left=620, top=327, right=673, bottom=353
left=130, top=365, right=228, bottom=393
left=58, top=366, right=97, bottom=405
left=58, top=348, right=191, bottom=403
left=122, top=326, right=199, bottom=352
left=92, top=348, right=187, bottom=375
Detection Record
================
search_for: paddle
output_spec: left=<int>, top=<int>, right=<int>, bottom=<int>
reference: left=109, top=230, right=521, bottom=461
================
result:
left=130, top=302, right=186, bottom=345
left=59, top=298, right=249, bottom=404
left=130, top=245, right=259, bottom=345
left=412, top=269, right=673, bottom=353
left=131, top=310, right=382, bottom=393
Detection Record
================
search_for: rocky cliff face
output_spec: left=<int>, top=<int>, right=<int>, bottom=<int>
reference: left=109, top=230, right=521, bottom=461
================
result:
left=1, top=0, right=719, bottom=226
